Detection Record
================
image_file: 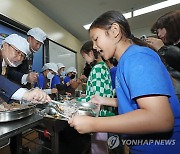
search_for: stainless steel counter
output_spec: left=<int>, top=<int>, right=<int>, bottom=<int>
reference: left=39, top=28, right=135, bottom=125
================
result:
left=0, top=114, right=43, bottom=154
left=38, top=117, right=90, bottom=154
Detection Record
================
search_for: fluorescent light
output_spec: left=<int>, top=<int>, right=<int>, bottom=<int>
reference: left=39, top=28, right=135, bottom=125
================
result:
left=123, top=12, right=132, bottom=19
left=134, top=0, right=180, bottom=17
left=83, top=23, right=91, bottom=30
left=83, top=0, right=180, bottom=30
left=83, top=12, right=131, bottom=30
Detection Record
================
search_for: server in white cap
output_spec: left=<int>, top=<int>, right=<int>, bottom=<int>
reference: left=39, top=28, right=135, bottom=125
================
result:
left=27, top=27, right=47, bottom=52
left=0, top=34, right=51, bottom=103
left=51, top=63, right=72, bottom=96
left=64, top=67, right=86, bottom=95
left=34, top=63, right=59, bottom=95
left=7, top=27, right=47, bottom=87
left=51, top=63, right=66, bottom=88
left=57, top=63, right=66, bottom=78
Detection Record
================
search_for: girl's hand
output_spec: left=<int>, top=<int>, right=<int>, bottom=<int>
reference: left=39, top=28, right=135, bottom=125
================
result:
left=91, top=95, right=106, bottom=106
left=68, top=115, right=95, bottom=134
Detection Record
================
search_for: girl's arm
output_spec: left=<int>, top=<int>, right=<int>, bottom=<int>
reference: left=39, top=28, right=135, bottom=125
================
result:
left=69, top=95, right=174, bottom=134
left=93, top=95, right=174, bottom=134
left=91, top=95, right=118, bottom=107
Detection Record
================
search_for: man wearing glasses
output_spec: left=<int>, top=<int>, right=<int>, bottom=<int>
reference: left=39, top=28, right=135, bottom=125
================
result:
left=7, top=27, right=47, bottom=87
left=0, top=34, right=51, bottom=102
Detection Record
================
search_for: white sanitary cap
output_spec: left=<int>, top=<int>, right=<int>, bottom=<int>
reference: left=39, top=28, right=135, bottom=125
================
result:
left=42, top=63, right=58, bottom=74
left=27, top=27, right=46, bottom=44
left=57, top=63, right=65, bottom=69
left=66, top=67, right=77, bottom=74
left=3, top=34, right=30, bottom=56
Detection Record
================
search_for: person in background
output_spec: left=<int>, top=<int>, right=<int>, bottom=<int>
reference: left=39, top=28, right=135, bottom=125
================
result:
left=57, top=63, right=66, bottom=82
left=105, top=57, right=118, bottom=90
left=83, top=62, right=92, bottom=78
left=81, top=63, right=92, bottom=93
left=78, top=40, right=113, bottom=154
left=51, top=63, right=65, bottom=88
left=0, top=34, right=51, bottom=103
left=69, top=10, right=180, bottom=154
left=7, top=27, right=47, bottom=87
left=105, top=57, right=124, bottom=154
left=77, top=41, right=113, bottom=102
left=146, top=10, right=180, bottom=100
left=51, top=63, right=71, bottom=96
left=35, top=63, right=58, bottom=95
left=64, top=67, right=86, bottom=95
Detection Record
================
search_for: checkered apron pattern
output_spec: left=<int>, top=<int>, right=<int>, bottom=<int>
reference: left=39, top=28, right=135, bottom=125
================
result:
left=79, top=61, right=113, bottom=102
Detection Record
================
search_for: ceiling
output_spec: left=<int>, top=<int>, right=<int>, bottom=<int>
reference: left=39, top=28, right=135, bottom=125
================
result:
left=28, top=0, right=180, bottom=43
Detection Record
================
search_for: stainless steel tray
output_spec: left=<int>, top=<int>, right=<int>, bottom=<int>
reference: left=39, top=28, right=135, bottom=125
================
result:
left=0, top=105, right=35, bottom=122
left=41, top=100, right=100, bottom=120
left=43, top=101, right=78, bottom=120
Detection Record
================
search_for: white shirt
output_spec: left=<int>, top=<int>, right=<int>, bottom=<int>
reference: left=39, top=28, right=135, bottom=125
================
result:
left=2, top=59, right=27, bottom=100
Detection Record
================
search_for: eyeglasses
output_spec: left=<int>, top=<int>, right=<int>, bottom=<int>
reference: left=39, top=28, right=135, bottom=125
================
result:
left=9, top=44, right=26, bottom=60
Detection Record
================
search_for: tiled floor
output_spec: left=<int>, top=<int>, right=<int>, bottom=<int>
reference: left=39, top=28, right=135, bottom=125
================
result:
left=0, top=130, right=128, bottom=154
left=0, top=130, right=51, bottom=154
left=0, top=128, right=91, bottom=154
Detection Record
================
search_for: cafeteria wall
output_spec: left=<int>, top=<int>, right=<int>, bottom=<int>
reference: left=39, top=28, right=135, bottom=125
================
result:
left=0, top=0, right=84, bottom=76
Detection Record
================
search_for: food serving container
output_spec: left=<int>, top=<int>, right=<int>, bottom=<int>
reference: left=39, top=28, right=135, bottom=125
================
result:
left=77, top=102, right=100, bottom=117
left=41, top=100, right=79, bottom=120
left=0, top=105, right=35, bottom=122
left=40, top=100, right=100, bottom=120
left=0, top=99, right=37, bottom=122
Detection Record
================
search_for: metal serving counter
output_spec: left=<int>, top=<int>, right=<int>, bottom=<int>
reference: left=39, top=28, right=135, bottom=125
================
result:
left=0, top=98, right=93, bottom=154
left=38, top=117, right=90, bottom=154
left=0, top=114, right=43, bottom=154
left=39, top=117, right=69, bottom=154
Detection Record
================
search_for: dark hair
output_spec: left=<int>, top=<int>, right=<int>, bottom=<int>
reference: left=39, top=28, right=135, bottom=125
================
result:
left=83, top=63, right=92, bottom=77
left=80, top=40, right=99, bottom=67
left=80, top=40, right=99, bottom=59
left=108, top=57, right=118, bottom=66
left=151, top=10, right=180, bottom=45
left=89, top=10, right=151, bottom=48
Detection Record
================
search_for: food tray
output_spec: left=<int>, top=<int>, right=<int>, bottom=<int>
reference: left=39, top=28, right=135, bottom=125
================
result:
left=0, top=99, right=36, bottom=122
left=0, top=105, right=35, bottom=122
left=42, top=101, right=79, bottom=120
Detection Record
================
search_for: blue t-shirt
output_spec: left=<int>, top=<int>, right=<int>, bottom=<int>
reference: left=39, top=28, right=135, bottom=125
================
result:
left=51, top=74, right=60, bottom=88
left=116, top=45, right=180, bottom=153
left=34, top=73, right=45, bottom=89
left=64, top=76, right=71, bottom=89
left=110, top=66, right=117, bottom=89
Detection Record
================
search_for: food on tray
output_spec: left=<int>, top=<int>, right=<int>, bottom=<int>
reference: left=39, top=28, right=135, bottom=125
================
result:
left=44, top=101, right=78, bottom=120
left=55, top=104, right=77, bottom=118
left=0, top=102, right=30, bottom=111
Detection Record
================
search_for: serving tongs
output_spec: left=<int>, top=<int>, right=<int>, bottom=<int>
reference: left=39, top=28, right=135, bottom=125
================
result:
left=49, top=106, right=71, bottom=120
left=48, top=100, right=71, bottom=120
left=51, top=100, right=61, bottom=104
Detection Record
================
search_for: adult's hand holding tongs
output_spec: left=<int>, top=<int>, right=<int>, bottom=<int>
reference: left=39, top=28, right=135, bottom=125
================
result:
left=22, top=88, right=51, bottom=104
